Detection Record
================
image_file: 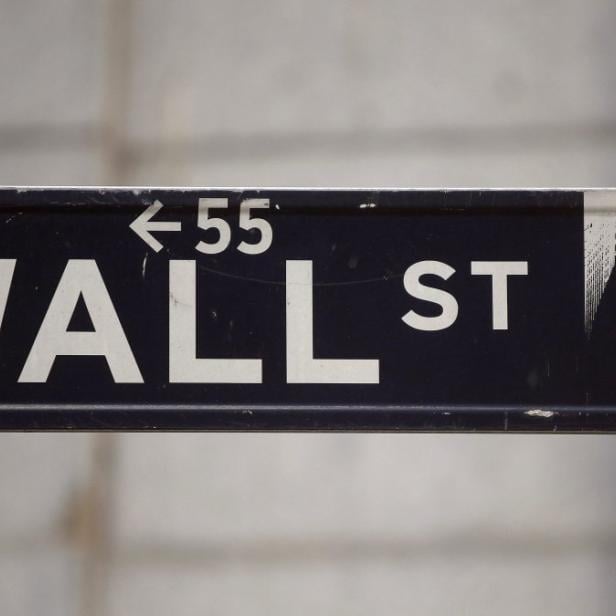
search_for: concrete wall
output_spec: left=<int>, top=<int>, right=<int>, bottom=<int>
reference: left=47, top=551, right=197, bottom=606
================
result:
left=1, top=1, right=616, bottom=614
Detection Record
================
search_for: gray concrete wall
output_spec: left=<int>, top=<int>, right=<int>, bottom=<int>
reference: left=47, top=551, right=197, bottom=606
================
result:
left=1, top=1, right=616, bottom=614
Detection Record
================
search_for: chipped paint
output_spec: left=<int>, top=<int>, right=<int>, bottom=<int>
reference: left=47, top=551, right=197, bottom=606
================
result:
left=525, top=409, right=555, bottom=418
left=141, top=253, right=148, bottom=279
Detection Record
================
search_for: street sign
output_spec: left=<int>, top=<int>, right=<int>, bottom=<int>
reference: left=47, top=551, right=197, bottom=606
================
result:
left=0, top=187, right=615, bottom=432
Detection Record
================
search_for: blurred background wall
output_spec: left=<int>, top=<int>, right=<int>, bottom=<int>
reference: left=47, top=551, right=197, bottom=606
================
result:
left=1, top=0, right=616, bottom=614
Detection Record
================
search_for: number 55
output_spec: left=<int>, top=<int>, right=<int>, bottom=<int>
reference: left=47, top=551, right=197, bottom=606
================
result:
left=195, top=198, right=273, bottom=255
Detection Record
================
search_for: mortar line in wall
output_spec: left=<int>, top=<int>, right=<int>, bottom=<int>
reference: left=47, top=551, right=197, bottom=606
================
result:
left=115, top=120, right=616, bottom=164
left=80, top=0, right=135, bottom=614
left=1, top=120, right=616, bottom=158
left=79, top=435, right=118, bottom=616
left=105, top=533, right=615, bottom=568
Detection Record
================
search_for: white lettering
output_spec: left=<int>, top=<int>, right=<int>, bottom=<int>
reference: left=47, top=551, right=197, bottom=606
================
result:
left=471, top=261, right=528, bottom=330
left=402, top=261, right=458, bottom=331
left=19, top=260, right=142, bottom=383
left=169, top=260, right=262, bottom=383
left=286, top=260, right=379, bottom=383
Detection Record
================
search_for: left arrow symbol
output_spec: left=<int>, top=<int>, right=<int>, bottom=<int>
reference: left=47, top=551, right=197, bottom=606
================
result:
left=129, top=200, right=182, bottom=252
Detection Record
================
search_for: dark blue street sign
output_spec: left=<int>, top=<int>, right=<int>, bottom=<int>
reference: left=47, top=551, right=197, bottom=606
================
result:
left=0, top=187, right=614, bottom=431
